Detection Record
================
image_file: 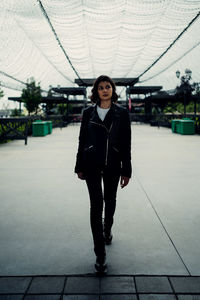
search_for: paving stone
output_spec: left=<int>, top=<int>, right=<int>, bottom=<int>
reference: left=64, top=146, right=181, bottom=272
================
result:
left=101, top=295, right=137, bottom=300
left=177, top=295, right=200, bottom=300
left=63, top=296, right=99, bottom=300
left=0, top=296, right=24, bottom=300
left=28, top=277, right=65, bottom=294
left=64, top=277, right=100, bottom=294
left=135, top=277, right=172, bottom=293
left=170, top=277, right=200, bottom=293
left=139, top=295, right=176, bottom=300
left=0, top=277, right=31, bottom=293
left=24, top=296, right=60, bottom=300
left=100, top=276, right=135, bottom=294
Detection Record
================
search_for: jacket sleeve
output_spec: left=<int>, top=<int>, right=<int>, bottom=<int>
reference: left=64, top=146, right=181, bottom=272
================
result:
left=74, top=109, right=88, bottom=173
left=120, top=109, right=132, bottom=178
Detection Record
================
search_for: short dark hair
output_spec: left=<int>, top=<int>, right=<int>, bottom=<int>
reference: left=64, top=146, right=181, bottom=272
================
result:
left=90, top=75, right=118, bottom=103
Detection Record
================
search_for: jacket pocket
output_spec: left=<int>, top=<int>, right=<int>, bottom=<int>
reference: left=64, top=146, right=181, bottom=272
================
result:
left=83, top=145, right=96, bottom=169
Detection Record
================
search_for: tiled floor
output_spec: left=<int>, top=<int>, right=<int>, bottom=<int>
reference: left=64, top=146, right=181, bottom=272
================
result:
left=1, top=124, right=200, bottom=298
left=0, top=275, right=200, bottom=298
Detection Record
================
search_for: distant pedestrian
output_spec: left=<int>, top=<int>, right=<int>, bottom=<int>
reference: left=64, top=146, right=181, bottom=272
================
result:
left=75, top=75, right=132, bottom=273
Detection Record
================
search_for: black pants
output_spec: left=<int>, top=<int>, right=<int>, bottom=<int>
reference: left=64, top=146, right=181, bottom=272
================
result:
left=85, top=166, right=120, bottom=257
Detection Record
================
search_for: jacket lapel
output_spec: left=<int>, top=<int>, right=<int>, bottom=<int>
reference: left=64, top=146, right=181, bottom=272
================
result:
left=89, top=105, right=103, bottom=124
left=104, top=103, right=120, bottom=128
left=89, top=103, right=120, bottom=131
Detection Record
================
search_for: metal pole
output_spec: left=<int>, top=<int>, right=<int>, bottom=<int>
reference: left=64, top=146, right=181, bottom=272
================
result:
left=184, top=92, right=186, bottom=118
left=126, top=87, right=129, bottom=110
left=66, top=96, right=68, bottom=124
left=194, top=97, right=196, bottom=117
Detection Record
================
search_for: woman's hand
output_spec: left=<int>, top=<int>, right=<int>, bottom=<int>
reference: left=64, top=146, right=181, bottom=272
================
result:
left=77, top=172, right=85, bottom=180
left=120, top=176, right=130, bottom=188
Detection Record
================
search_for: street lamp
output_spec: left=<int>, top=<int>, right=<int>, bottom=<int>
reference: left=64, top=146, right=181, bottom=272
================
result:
left=176, top=70, right=180, bottom=78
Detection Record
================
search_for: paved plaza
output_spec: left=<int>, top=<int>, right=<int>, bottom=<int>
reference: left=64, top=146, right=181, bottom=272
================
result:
left=1, top=123, right=200, bottom=297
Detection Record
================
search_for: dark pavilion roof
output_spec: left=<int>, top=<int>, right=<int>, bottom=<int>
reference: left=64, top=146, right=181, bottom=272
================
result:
left=8, top=96, right=86, bottom=104
left=75, top=78, right=139, bottom=87
left=127, top=86, right=163, bottom=95
left=8, top=97, right=23, bottom=103
left=52, top=87, right=86, bottom=95
left=8, top=87, right=87, bottom=104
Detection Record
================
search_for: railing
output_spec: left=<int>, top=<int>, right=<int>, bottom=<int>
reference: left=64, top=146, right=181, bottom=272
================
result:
left=0, top=117, right=29, bottom=145
left=28, top=115, right=68, bottom=129
left=0, top=115, right=69, bottom=145
left=43, top=115, right=68, bottom=128
left=1, top=113, right=199, bottom=146
left=68, top=114, right=82, bottom=123
left=130, top=113, right=200, bottom=133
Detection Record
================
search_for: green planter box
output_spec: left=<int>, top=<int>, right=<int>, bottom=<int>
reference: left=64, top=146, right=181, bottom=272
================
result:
left=179, top=120, right=195, bottom=135
left=176, top=121, right=181, bottom=134
left=46, top=121, right=52, bottom=134
left=171, top=119, right=180, bottom=133
left=32, top=121, right=48, bottom=136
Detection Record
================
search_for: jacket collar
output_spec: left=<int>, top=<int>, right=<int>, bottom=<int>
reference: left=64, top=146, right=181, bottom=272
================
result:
left=89, top=103, right=120, bottom=131
left=90, top=103, right=120, bottom=123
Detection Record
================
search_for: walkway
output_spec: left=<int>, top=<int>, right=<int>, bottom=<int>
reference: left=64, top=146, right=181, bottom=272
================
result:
left=0, top=123, right=200, bottom=298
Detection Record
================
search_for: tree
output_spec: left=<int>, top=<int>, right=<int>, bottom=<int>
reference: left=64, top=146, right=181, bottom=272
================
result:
left=175, top=69, right=195, bottom=116
left=193, top=82, right=200, bottom=97
left=21, top=78, right=42, bottom=115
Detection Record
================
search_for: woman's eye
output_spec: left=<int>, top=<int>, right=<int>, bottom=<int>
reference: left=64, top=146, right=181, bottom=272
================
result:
left=98, top=85, right=111, bottom=90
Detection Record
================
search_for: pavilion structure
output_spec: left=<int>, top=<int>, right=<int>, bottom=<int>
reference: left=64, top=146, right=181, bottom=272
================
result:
left=126, top=86, right=163, bottom=116
left=8, top=87, right=87, bottom=116
left=8, top=78, right=140, bottom=114
left=75, top=78, right=164, bottom=113
left=8, top=78, right=174, bottom=122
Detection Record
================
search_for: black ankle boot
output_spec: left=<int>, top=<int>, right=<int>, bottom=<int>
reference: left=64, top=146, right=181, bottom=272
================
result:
left=104, top=231, right=113, bottom=245
left=95, top=255, right=107, bottom=274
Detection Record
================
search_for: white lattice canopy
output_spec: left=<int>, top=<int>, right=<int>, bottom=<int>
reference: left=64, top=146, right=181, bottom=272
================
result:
left=0, top=0, right=200, bottom=98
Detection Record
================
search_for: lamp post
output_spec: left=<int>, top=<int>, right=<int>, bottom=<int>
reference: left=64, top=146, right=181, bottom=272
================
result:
left=176, top=69, right=193, bottom=117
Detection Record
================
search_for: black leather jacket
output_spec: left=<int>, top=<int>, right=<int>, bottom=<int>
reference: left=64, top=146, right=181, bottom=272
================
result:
left=75, top=103, right=132, bottom=178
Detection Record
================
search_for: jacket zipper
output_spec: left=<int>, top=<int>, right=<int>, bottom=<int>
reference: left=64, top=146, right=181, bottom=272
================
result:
left=105, top=122, right=113, bottom=165
left=90, top=121, right=113, bottom=165
left=84, top=145, right=93, bottom=151
left=113, top=146, right=119, bottom=153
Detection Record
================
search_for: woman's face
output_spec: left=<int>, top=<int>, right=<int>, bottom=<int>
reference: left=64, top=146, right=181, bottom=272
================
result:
left=97, top=81, right=113, bottom=102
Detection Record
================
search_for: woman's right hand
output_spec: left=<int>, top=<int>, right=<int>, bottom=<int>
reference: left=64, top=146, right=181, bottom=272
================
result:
left=77, top=172, right=85, bottom=180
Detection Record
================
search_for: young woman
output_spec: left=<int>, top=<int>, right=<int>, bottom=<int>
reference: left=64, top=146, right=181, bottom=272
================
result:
left=75, top=75, right=132, bottom=273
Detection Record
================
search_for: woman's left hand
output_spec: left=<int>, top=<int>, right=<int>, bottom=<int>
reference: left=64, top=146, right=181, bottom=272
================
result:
left=77, top=172, right=85, bottom=180
left=120, top=176, right=130, bottom=188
